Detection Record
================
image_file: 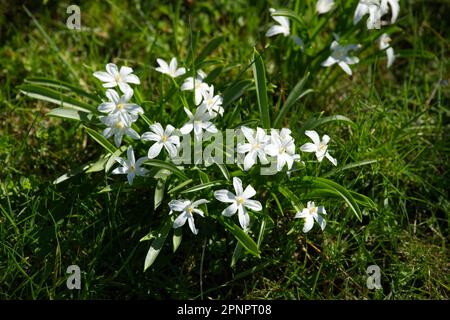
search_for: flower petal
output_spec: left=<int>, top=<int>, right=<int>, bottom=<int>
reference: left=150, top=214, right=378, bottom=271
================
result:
left=214, top=190, right=236, bottom=203
left=147, top=142, right=163, bottom=159
left=222, top=202, right=238, bottom=217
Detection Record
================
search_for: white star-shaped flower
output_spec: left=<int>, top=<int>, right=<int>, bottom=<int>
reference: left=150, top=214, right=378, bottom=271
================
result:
left=201, top=85, right=224, bottom=117
left=321, top=39, right=360, bottom=76
left=179, top=105, right=218, bottom=141
left=295, top=201, right=327, bottom=233
left=93, top=63, right=140, bottom=93
left=180, top=70, right=209, bottom=105
left=100, top=114, right=140, bottom=147
left=98, top=89, right=143, bottom=124
left=237, top=126, right=270, bottom=171
left=265, top=129, right=300, bottom=172
left=169, top=199, right=209, bottom=235
left=316, top=0, right=335, bottom=14
left=112, top=146, right=148, bottom=185
left=300, top=130, right=337, bottom=166
left=214, top=177, right=262, bottom=231
left=141, top=123, right=180, bottom=159
left=155, top=57, right=186, bottom=78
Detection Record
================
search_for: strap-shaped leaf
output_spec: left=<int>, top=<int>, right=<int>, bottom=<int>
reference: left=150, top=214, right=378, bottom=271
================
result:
left=144, top=218, right=172, bottom=271
left=218, top=216, right=260, bottom=257
left=252, top=49, right=271, bottom=129
left=84, top=126, right=115, bottom=153
left=47, top=107, right=94, bottom=122
left=19, top=84, right=95, bottom=112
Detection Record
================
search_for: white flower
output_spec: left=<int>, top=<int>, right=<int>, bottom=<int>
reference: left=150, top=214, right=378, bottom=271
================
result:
left=353, top=0, right=399, bottom=29
left=155, top=57, right=186, bottom=78
left=379, top=33, right=395, bottom=68
left=294, top=201, right=327, bottom=233
left=237, top=126, right=270, bottom=171
left=93, top=63, right=140, bottom=94
left=300, top=130, right=337, bottom=166
left=169, top=199, right=209, bottom=235
left=266, top=8, right=290, bottom=37
left=180, top=70, right=209, bottom=105
left=321, top=39, right=360, bottom=76
left=112, top=146, right=148, bottom=185
left=214, top=177, right=262, bottom=231
left=98, top=89, right=143, bottom=124
left=380, top=0, right=400, bottom=24
left=100, top=114, right=140, bottom=147
left=316, top=0, right=335, bottom=14
left=141, top=123, right=180, bottom=159
left=265, top=129, right=300, bottom=172
left=179, top=105, right=218, bottom=141
left=201, top=85, right=224, bottom=117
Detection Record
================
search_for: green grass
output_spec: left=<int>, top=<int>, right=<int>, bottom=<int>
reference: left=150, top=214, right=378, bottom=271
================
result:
left=0, top=0, right=448, bottom=299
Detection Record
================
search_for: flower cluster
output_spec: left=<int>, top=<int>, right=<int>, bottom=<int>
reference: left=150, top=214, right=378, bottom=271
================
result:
left=266, top=1, right=400, bottom=74
left=91, top=57, right=339, bottom=235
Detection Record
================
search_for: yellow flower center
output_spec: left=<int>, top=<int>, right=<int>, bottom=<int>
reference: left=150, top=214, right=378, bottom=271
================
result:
left=319, top=143, right=327, bottom=152
left=187, top=207, right=193, bottom=214
left=115, top=74, right=121, bottom=82
left=117, top=103, right=124, bottom=110
left=115, top=121, right=124, bottom=129
left=130, top=165, right=135, bottom=172
left=253, top=143, right=260, bottom=150
left=279, top=147, right=286, bottom=154
left=161, top=135, right=168, bottom=142
left=310, top=207, right=317, bottom=214
left=237, top=197, right=245, bottom=204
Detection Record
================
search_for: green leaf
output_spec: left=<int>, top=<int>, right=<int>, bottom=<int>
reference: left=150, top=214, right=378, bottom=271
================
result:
left=173, top=228, right=183, bottom=253
left=144, top=159, right=188, bottom=181
left=278, top=185, right=304, bottom=212
left=216, top=163, right=230, bottom=181
left=322, top=159, right=378, bottom=178
left=85, top=155, right=109, bottom=173
left=144, top=218, right=172, bottom=271
left=180, top=180, right=226, bottom=194
left=154, top=169, right=171, bottom=210
left=167, top=179, right=194, bottom=194
left=25, top=77, right=100, bottom=102
left=19, top=84, right=95, bottom=112
left=231, top=242, right=244, bottom=268
left=302, top=115, right=355, bottom=132
left=218, top=216, right=260, bottom=257
left=222, top=79, right=252, bottom=108
left=305, top=177, right=363, bottom=222
left=195, top=36, right=224, bottom=65
left=273, top=72, right=311, bottom=128
left=47, top=108, right=93, bottom=122
left=84, top=126, right=115, bottom=153
left=53, top=163, right=91, bottom=184
left=252, top=49, right=271, bottom=129
left=105, top=146, right=127, bottom=173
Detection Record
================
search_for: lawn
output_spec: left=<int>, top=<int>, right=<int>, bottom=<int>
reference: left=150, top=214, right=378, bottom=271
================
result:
left=0, top=0, right=448, bottom=299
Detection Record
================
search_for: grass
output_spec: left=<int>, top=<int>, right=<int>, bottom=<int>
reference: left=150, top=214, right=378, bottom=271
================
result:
left=0, top=0, right=448, bottom=299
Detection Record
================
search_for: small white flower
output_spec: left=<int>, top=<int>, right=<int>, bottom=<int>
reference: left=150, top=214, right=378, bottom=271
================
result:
left=180, top=70, right=209, bottom=105
left=294, top=201, right=327, bottom=233
left=98, top=89, right=143, bottom=124
left=100, top=114, right=140, bottom=147
left=321, top=39, right=360, bottom=76
left=93, top=63, right=140, bottom=94
left=214, top=177, right=262, bottom=231
left=155, top=57, right=186, bottom=78
left=380, top=0, right=400, bottom=24
left=201, top=85, right=224, bottom=117
left=354, top=0, right=399, bottom=29
left=300, top=130, right=337, bottom=166
left=379, top=33, right=395, bottom=68
left=266, top=8, right=290, bottom=37
left=265, top=129, right=300, bottom=172
left=179, top=105, right=218, bottom=141
left=316, top=0, right=335, bottom=14
left=112, top=146, right=148, bottom=185
left=237, top=126, right=270, bottom=171
left=141, top=123, right=180, bottom=159
left=169, top=199, right=209, bottom=235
